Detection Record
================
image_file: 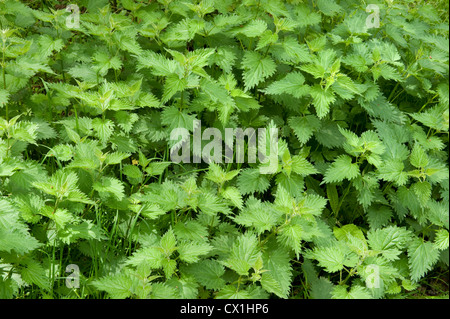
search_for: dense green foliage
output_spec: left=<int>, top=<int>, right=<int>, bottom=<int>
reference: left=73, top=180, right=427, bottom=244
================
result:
left=0, top=0, right=448, bottom=299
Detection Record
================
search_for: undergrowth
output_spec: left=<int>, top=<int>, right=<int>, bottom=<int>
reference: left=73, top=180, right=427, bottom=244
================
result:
left=0, top=0, right=448, bottom=299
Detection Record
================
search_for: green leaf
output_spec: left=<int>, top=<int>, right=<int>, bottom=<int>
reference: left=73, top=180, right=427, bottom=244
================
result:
left=277, top=222, right=303, bottom=258
left=377, top=160, right=409, bottom=186
left=210, top=47, right=237, bottom=73
left=197, top=192, right=230, bottom=216
left=92, top=271, right=135, bottom=299
left=367, top=226, right=411, bottom=261
left=292, top=5, right=321, bottom=27
left=160, top=228, right=178, bottom=257
left=332, top=285, right=373, bottom=299
left=58, top=221, right=106, bottom=244
left=49, top=144, right=73, bottom=162
left=205, top=162, right=239, bottom=184
left=366, top=206, right=393, bottom=229
left=162, top=74, right=188, bottom=103
left=263, top=72, right=309, bottom=98
left=0, top=231, right=39, bottom=256
left=323, top=155, right=360, bottom=184
left=410, top=144, right=429, bottom=168
left=150, top=282, right=178, bottom=298
left=241, top=51, right=277, bottom=90
left=13, top=194, right=44, bottom=223
left=288, top=115, right=321, bottom=145
left=309, top=85, right=336, bottom=118
left=333, top=224, right=368, bottom=255
left=136, top=50, right=179, bottom=76
left=273, top=36, right=312, bottom=64
left=222, top=232, right=261, bottom=276
left=92, top=118, right=114, bottom=143
left=93, top=51, right=123, bottom=76
left=10, top=121, right=38, bottom=144
left=261, top=239, right=292, bottom=299
left=434, top=229, right=449, bottom=251
left=93, top=176, right=125, bottom=201
left=161, top=106, right=197, bottom=132
left=145, top=162, right=171, bottom=176
left=184, top=259, right=226, bottom=290
left=297, top=193, right=328, bottom=216
left=408, top=237, right=440, bottom=282
left=260, top=272, right=283, bottom=297
left=310, top=277, right=333, bottom=299
left=177, top=241, right=212, bottom=263
left=0, top=218, right=41, bottom=254
left=126, top=246, right=164, bottom=269
left=40, top=206, right=74, bottom=229
left=256, top=30, right=278, bottom=51
left=215, top=285, right=252, bottom=299
left=0, top=89, right=10, bottom=106
left=33, top=170, right=94, bottom=204
left=104, top=151, right=131, bottom=165
left=291, top=155, right=318, bottom=176
left=123, top=164, right=143, bottom=181
left=332, top=75, right=362, bottom=100
left=173, top=220, right=209, bottom=242
left=372, top=63, right=402, bottom=81
left=233, top=197, right=279, bottom=235
left=275, top=173, right=305, bottom=198
left=410, top=104, right=449, bottom=131
left=316, top=0, right=343, bottom=16
left=326, top=184, right=339, bottom=215
left=20, top=258, right=49, bottom=291
left=305, top=241, right=358, bottom=273
left=411, top=181, right=431, bottom=206
left=132, top=202, right=166, bottom=220
left=220, top=186, right=243, bottom=209
left=234, top=19, right=267, bottom=37
left=237, top=169, right=271, bottom=195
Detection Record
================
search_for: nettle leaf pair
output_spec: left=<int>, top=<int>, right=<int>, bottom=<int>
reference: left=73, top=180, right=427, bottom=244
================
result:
left=305, top=223, right=447, bottom=298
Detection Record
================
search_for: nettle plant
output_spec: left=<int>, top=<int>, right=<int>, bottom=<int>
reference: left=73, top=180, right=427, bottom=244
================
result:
left=0, top=0, right=448, bottom=299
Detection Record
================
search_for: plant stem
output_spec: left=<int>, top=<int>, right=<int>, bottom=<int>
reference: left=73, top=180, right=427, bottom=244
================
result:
left=387, top=82, right=400, bottom=102
left=180, top=90, right=184, bottom=109
left=336, top=182, right=351, bottom=219
left=2, top=43, right=7, bottom=121
left=73, top=104, right=80, bottom=133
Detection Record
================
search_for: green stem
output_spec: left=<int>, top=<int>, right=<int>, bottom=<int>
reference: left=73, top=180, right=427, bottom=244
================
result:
left=5, top=130, right=11, bottom=158
left=2, top=44, right=7, bottom=121
left=263, top=42, right=273, bottom=58
left=341, top=258, right=364, bottom=286
left=417, top=94, right=439, bottom=114
left=341, top=270, right=353, bottom=285
left=73, top=104, right=80, bottom=133
left=260, top=230, right=276, bottom=247
left=387, top=82, right=400, bottom=102
left=382, top=181, right=392, bottom=193
left=336, top=183, right=352, bottom=219
left=180, top=90, right=184, bottom=109
left=390, top=89, right=405, bottom=104
left=171, top=209, right=176, bottom=227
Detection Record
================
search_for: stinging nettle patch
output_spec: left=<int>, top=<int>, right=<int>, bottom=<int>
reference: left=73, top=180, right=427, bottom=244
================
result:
left=0, top=0, right=448, bottom=301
